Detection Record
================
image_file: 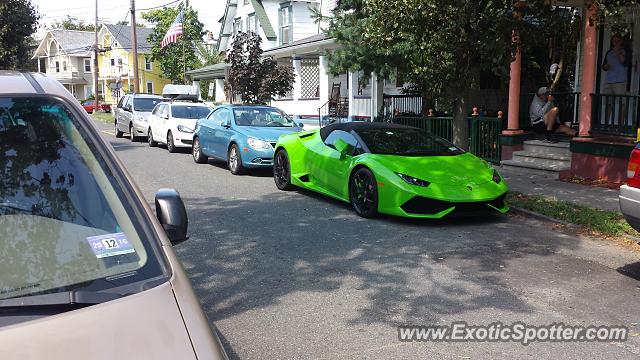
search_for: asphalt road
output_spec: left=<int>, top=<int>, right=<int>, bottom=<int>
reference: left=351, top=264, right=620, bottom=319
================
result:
left=94, top=119, right=640, bottom=359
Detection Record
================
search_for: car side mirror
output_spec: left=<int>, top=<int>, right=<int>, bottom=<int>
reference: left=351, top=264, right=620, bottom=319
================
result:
left=160, top=113, right=169, bottom=120
left=223, top=120, right=231, bottom=128
left=154, top=188, right=188, bottom=245
left=333, top=138, right=350, bottom=159
left=297, top=122, right=304, bottom=128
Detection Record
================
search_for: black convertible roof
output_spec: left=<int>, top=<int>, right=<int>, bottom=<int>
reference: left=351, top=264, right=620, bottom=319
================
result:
left=319, top=121, right=416, bottom=141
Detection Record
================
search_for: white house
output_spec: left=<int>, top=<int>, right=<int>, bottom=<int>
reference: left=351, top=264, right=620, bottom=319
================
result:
left=32, top=30, right=96, bottom=100
left=189, top=0, right=411, bottom=120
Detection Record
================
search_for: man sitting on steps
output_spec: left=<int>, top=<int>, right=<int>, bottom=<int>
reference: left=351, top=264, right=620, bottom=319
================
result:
left=529, top=86, right=577, bottom=139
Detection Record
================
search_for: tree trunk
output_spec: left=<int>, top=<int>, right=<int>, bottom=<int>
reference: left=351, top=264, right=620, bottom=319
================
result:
left=452, top=95, right=469, bottom=149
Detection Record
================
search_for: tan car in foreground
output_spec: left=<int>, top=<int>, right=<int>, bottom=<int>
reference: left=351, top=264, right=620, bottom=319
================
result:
left=0, top=71, right=228, bottom=359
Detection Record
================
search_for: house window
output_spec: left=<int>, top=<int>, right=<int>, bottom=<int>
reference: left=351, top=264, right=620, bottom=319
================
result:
left=55, top=61, right=60, bottom=73
left=145, top=57, right=152, bottom=71
left=63, top=61, right=67, bottom=71
left=98, top=83, right=104, bottom=96
left=279, top=5, right=292, bottom=45
left=247, top=14, right=256, bottom=33
left=110, top=58, right=115, bottom=66
left=146, top=81, right=154, bottom=95
left=243, top=0, right=249, bottom=5
left=84, top=59, right=91, bottom=72
left=233, top=18, right=242, bottom=35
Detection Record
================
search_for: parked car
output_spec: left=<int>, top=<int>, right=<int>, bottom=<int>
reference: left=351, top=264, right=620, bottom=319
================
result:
left=0, top=71, right=228, bottom=360
left=147, top=101, right=213, bottom=153
left=619, top=144, right=640, bottom=231
left=192, top=105, right=303, bottom=174
left=114, top=93, right=162, bottom=141
left=81, top=100, right=111, bottom=113
left=273, top=122, right=508, bottom=218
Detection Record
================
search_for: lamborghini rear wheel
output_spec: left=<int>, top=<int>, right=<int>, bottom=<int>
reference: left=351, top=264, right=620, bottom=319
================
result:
left=349, top=168, right=378, bottom=218
left=274, top=149, right=294, bottom=190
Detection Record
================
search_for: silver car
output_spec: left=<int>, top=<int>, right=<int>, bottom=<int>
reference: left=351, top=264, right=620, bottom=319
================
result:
left=620, top=144, right=640, bottom=231
left=114, top=93, right=162, bottom=141
left=0, top=71, right=228, bottom=359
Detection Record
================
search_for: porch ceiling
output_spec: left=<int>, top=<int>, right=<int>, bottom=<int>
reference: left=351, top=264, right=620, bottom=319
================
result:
left=263, top=34, right=337, bottom=59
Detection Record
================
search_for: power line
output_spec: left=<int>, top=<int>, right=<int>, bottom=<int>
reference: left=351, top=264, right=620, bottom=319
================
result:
left=136, top=0, right=181, bottom=12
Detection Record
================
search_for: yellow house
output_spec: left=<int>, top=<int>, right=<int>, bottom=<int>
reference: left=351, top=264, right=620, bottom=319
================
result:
left=97, top=24, right=171, bottom=105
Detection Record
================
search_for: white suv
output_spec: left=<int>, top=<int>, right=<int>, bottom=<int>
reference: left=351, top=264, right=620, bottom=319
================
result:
left=147, top=101, right=212, bottom=152
left=114, top=93, right=162, bottom=141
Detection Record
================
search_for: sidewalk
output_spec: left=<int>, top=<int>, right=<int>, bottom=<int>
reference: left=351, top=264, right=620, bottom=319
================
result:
left=500, top=167, right=621, bottom=213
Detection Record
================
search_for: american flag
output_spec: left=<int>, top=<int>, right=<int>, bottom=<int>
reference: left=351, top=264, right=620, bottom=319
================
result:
left=160, top=10, right=184, bottom=48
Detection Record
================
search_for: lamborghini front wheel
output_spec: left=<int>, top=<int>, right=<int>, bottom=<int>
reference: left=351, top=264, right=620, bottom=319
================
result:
left=274, top=149, right=294, bottom=190
left=349, top=167, right=378, bottom=218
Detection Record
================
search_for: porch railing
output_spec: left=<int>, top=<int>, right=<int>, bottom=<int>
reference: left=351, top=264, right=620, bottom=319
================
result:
left=591, top=94, right=640, bottom=137
left=382, top=94, right=423, bottom=117
left=375, top=115, right=502, bottom=163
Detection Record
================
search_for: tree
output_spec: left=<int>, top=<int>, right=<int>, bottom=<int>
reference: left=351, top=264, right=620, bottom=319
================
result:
left=0, top=0, right=39, bottom=70
left=225, top=31, right=294, bottom=104
left=328, top=0, right=567, bottom=148
left=142, top=4, right=204, bottom=84
left=49, top=15, right=95, bottom=31
left=116, top=20, right=145, bottom=28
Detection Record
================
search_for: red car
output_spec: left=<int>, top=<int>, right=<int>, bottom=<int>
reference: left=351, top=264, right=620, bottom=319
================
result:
left=81, top=100, right=111, bottom=113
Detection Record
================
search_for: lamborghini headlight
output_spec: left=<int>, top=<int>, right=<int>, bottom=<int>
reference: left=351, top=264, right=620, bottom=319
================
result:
left=492, top=169, right=502, bottom=184
left=396, top=173, right=430, bottom=187
left=247, top=137, right=271, bottom=150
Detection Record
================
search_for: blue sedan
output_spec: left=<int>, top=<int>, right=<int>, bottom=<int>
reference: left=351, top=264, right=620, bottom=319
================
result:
left=191, top=104, right=303, bottom=174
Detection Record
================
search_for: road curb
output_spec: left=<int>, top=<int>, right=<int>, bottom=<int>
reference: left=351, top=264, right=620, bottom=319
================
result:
left=509, top=206, right=580, bottom=230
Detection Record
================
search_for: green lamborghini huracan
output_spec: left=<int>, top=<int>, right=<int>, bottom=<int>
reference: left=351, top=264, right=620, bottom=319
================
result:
left=273, top=122, right=508, bottom=218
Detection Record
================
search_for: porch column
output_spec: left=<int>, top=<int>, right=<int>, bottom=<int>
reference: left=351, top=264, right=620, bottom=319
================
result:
left=504, top=39, right=523, bottom=134
left=577, top=1, right=598, bottom=137
left=214, top=78, right=226, bottom=102
left=37, top=58, right=41, bottom=73
left=348, top=70, right=357, bottom=118
left=292, top=56, right=302, bottom=100
left=192, top=80, right=202, bottom=100
left=319, top=55, right=330, bottom=107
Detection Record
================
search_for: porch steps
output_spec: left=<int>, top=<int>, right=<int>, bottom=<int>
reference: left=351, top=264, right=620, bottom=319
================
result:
left=500, top=140, right=572, bottom=178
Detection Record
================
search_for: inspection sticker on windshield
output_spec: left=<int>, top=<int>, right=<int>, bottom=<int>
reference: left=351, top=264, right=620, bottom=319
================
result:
left=86, top=233, right=135, bottom=258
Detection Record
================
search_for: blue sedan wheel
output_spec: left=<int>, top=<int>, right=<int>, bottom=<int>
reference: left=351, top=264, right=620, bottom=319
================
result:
left=228, top=144, right=245, bottom=175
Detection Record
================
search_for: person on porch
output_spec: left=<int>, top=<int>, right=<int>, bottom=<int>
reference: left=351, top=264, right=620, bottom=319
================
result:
left=603, top=33, right=629, bottom=95
left=602, top=33, right=630, bottom=123
left=529, top=87, right=577, bottom=137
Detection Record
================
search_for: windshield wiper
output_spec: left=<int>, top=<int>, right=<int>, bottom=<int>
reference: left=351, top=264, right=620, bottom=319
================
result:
left=0, top=290, right=124, bottom=308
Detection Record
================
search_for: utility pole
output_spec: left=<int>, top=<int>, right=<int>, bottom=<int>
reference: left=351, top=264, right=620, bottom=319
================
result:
left=94, top=0, right=100, bottom=109
left=130, top=0, right=140, bottom=93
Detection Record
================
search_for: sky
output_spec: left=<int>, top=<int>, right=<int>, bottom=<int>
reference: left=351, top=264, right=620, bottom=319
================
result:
left=32, top=0, right=225, bottom=38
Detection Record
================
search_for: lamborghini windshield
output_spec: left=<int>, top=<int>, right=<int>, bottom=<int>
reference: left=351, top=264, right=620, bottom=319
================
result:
left=0, top=96, right=165, bottom=301
left=233, top=107, right=296, bottom=127
left=356, top=127, right=464, bottom=156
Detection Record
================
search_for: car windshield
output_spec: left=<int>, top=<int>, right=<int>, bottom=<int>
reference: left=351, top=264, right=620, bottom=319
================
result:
left=233, top=107, right=295, bottom=127
left=172, top=105, right=211, bottom=119
left=133, top=98, right=160, bottom=112
left=356, top=127, right=465, bottom=156
left=0, top=97, right=165, bottom=301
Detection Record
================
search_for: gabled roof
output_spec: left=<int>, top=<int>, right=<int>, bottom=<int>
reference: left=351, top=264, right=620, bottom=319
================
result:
left=102, top=24, right=154, bottom=53
left=32, top=29, right=94, bottom=58
left=250, top=0, right=276, bottom=40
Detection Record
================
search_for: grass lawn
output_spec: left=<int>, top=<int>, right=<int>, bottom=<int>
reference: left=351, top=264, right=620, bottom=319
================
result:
left=507, top=192, right=640, bottom=240
left=90, top=111, right=114, bottom=124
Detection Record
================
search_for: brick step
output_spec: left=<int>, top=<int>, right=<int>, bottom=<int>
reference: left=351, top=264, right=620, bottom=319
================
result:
left=512, top=151, right=572, bottom=162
